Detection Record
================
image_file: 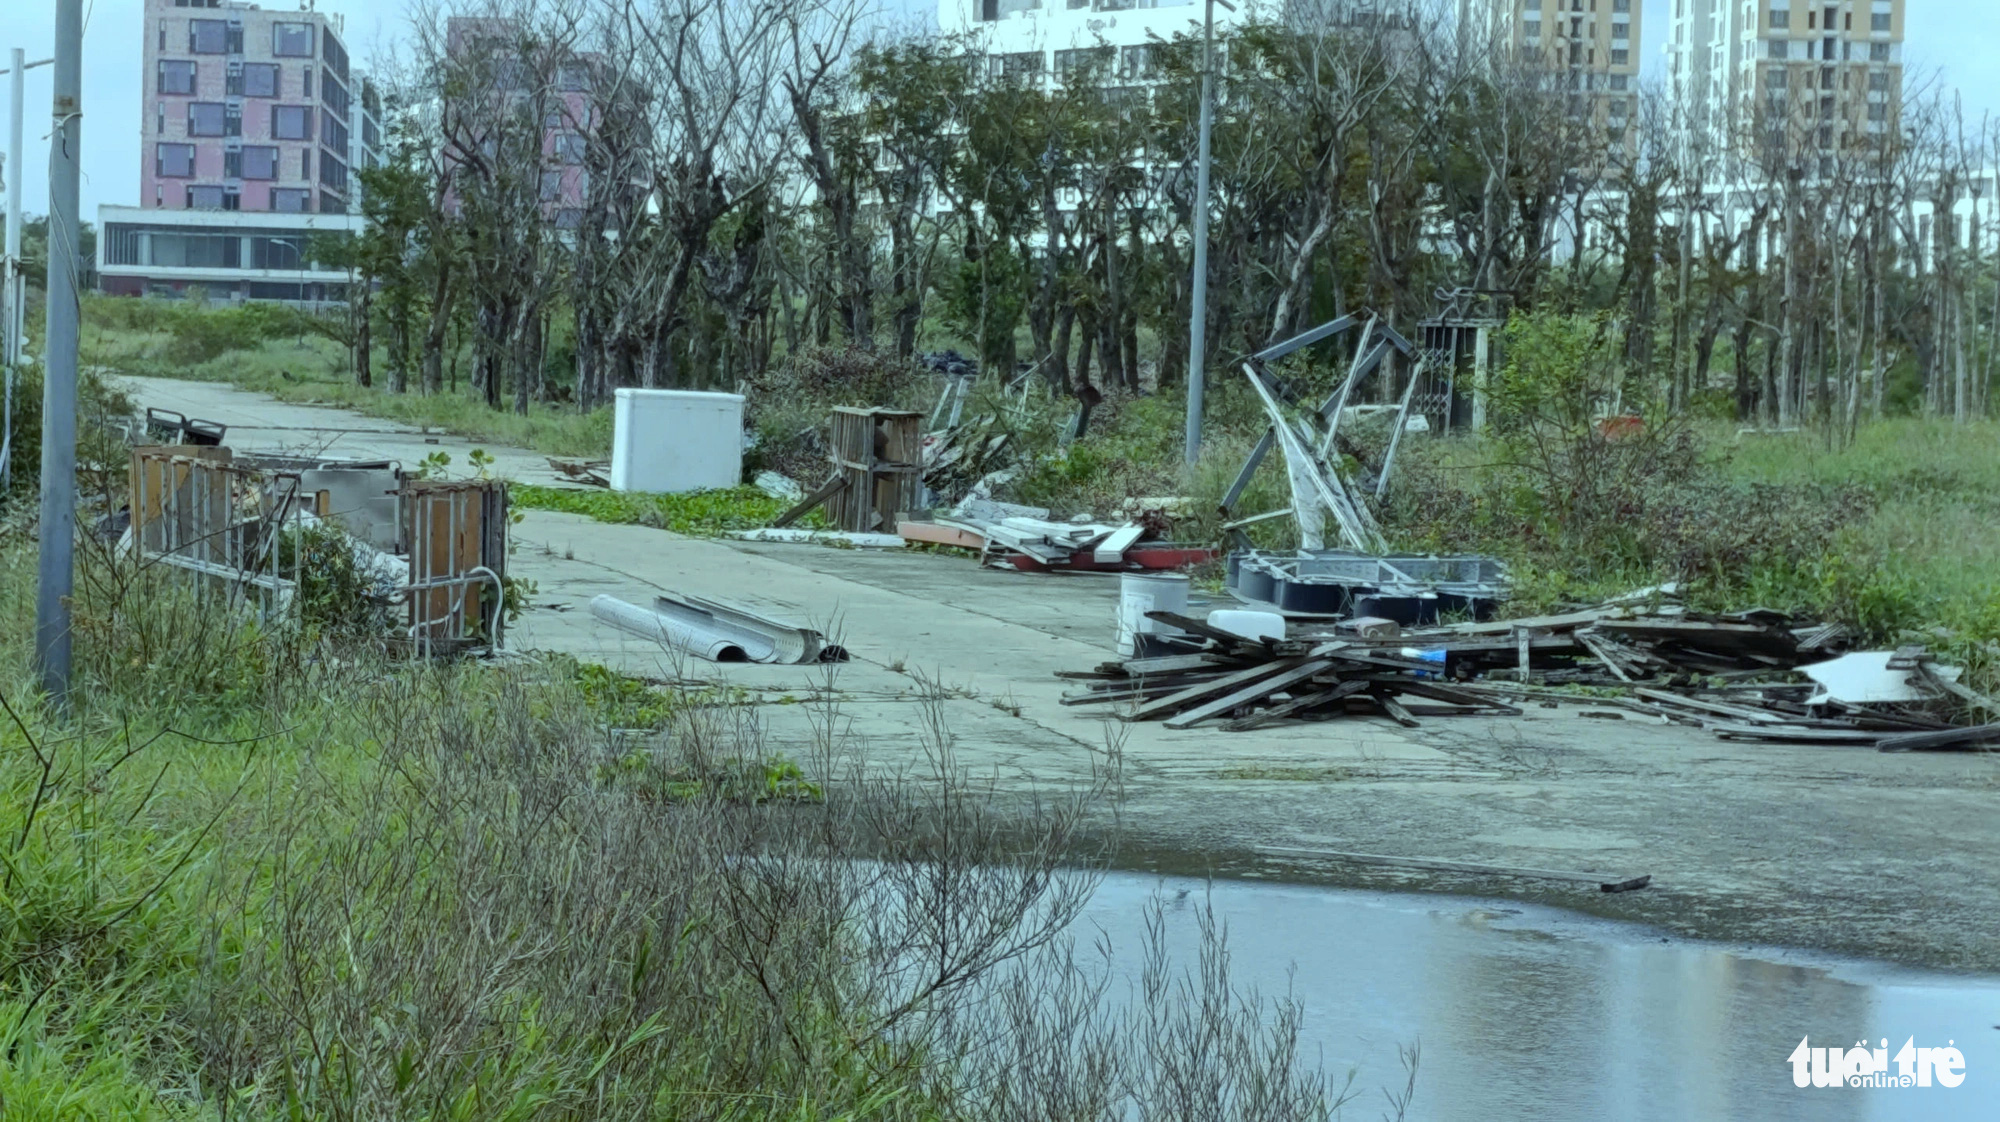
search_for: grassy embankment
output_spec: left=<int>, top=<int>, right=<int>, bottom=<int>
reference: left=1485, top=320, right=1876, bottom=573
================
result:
left=0, top=500, right=1348, bottom=1118
left=81, top=296, right=611, bottom=458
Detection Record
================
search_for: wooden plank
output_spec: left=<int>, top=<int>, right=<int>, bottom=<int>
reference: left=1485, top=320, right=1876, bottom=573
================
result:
left=1255, top=845, right=1651, bottom=893
left=1578, top=632, right=1635, bottom=683
left=1393, top=679, right=1522, bottom=715
left=1092, top=523, right=1146, bottom=564
left=1121, top=653, right=1237, bottom=675
left=773, top=475, right=847, bottom=529
left=1221, top=680, right=1370, bottom=731
left=1632, top=687, right=1789, bottom=724
left=1146, top=610, right=1275, bottom=651
left=1126, top=657, right=1308, bottom=722
left=1877, top=723, right=2000, bottom=753
left=897, top=520, right=986, bottom=549
left=1164, top=659, right=1337, bottom=729
left=1373, top=694, right=1421, bottom=728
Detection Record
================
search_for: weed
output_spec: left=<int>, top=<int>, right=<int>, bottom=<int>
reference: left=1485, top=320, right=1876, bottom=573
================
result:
left=512, top=483, right=819, bottom=536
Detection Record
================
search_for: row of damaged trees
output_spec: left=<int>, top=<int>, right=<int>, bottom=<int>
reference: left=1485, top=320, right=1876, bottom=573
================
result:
left=342, top=0, right=1998, bottom=431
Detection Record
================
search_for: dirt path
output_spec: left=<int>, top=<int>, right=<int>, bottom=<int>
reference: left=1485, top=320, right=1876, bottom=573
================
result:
left=120, top=375, right=2000, bottom=973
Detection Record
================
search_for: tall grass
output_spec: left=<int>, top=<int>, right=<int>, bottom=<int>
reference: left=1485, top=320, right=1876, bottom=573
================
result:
left=0, top=523, right=1373, bottom=1119
left=82, top=295, right=612, bottom=459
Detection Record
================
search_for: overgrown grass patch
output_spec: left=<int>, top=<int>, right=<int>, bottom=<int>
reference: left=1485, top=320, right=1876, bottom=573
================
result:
left=512, top=482, right=817, bottom=535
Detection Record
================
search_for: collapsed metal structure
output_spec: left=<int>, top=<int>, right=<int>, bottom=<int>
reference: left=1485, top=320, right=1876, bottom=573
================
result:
left=1214, top=313, right=1508, bottom=623
left=127, top=444, right=509, bottom=653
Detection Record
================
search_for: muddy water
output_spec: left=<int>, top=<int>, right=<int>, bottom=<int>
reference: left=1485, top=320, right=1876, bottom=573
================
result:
left=1081, top=873, right=1999, bottom=1121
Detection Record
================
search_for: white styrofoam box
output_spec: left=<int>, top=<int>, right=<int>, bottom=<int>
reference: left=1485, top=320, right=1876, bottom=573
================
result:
left=610, top=389, right=746, bottom=493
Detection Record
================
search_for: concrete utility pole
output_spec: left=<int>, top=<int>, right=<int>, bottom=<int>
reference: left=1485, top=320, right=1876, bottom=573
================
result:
left=4, top=51, right=55, bottom=496
left=36, top=2, right=82, bottom=706
left=1184, top=0, right=1230, bottom=467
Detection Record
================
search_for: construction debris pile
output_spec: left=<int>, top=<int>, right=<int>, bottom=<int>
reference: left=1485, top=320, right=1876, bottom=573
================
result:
left=1061, top=592, right=2000, bottom=750
left=899, top=499, right=1215, bottom=574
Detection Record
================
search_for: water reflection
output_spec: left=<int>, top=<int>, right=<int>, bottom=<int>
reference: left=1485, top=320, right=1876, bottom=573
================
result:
left=1080, top=875, right=1997, bottom=1122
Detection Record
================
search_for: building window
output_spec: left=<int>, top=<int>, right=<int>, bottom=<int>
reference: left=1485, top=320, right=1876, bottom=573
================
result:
left=158, top=60, right=196, bottom=95
left=189, top=19, right=227, bottom=53
left=273, top=104, right=313, bottom=140
left=1119, top=44, right=1158, bottom=81
left=1768, top=40, right=1790, bottom=60
left=1611, top=49, right=1628, bottom=65
left=251, top=236, right=305, bottom=269
left=1054, top=47, right=1113, bottom=77
left=150, top=228, right=241, bottom=268
left=1870, top=42, right=1889, bottom=61
left=1612, top=0, right=1629, bottom=9
left=186, top=184, right=226, bottom=209
left=303, top=67, right=314, bottom=99
left=540, top=171, right=564, bottom=201
left=272, top=187, right=311, bottom=213
left=189, top=102, right=227, bottom=136
left=322, top=109, right=349, bottom=152
left=240, top=145, right=278, bottom=179
left=1612, top=22, right=1629, bottom=42
left=1610, top=74, right=1629, bottom=90
left=302, top=148, right=312, bottom=179
left=991, top=51, right=1044, bottom=79
left=274, top=22, right=314, bottom=57
left=1871, top=12, right=1890, bottom=32
left=558, top=64, right=590, bottom=91
left=1769, top=7, right=1788, bottom=29
left=322, top=74, right=350, bottom=118
left=156, top=143, right=196, bottom=177
left=554, top=133, right=585, bottom=165
left=240, top=63, right=280, bottom=97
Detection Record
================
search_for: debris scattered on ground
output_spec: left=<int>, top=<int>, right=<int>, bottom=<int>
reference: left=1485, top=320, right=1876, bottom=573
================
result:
left=589, top=593, right=846, bottom=664
left=728, top=528, right=906, bottom=548
left=1060, top=587, right=1990, bottom=750
left=548, top=456, right=611, bottom=487
left=753, top=471, right=803, bottom=501
left=1227, top=548, right=1508, bottom=624
left=126, top=441, right=509, bottom=655
left=898, top=503, right=1217, bottom=574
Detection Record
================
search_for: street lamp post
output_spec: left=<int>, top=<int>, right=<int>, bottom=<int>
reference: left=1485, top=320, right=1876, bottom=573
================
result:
left=36, top=0, right=83, bottom=706
left=1184, top=0, right=1231, bottom=467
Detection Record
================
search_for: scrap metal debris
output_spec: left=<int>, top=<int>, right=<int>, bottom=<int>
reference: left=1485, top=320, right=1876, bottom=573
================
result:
left=1061, top=589, right=1990, bottom=749
left=898, top=498, right=1217, bottom=573
left=590, top=593, right=847, bottom=664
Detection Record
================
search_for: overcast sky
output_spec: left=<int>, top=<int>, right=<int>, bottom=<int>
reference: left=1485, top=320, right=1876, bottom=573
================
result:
left=2, top=0, right=1994, bottom=220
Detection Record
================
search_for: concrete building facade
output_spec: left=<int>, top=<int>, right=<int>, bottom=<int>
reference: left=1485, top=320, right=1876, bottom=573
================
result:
left=1669, top=0, right=1905, bottom=170
left=1459, top=0, right=1643, bottom=155
left=102, top=0, right=384, bottom=301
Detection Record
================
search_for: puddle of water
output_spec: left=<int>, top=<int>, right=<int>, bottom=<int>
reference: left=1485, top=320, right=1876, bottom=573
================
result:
left=1081, top=873, right=1999, bottom=1122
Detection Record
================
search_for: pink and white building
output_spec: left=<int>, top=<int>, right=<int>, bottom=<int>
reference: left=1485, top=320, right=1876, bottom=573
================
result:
left=98, top=0, right=384, bottom=301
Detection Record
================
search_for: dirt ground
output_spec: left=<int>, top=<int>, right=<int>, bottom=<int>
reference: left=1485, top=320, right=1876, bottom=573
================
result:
left=127, top=376, right=2000, bottom=974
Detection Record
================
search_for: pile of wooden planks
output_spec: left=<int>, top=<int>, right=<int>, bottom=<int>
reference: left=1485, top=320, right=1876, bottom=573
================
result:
left=1059, top=599, right=1997, bottom=749
left=1058, top=613, right=1523, bottom=731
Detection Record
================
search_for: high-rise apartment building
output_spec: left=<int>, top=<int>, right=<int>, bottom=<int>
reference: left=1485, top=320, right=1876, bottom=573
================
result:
left=138, top=0, right=377, bottom=214
left=1670, top=0, right=1904, bottom=170
left=99, top=0, right=383, bottom=302
left=1459, top=0, right=1643, bottom=155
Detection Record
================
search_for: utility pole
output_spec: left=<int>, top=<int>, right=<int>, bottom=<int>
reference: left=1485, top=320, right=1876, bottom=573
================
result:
left=1184, top=0, right=1230, bottom=466
left=36, top=1, right=82, bottom=706
left=5, top=51, right=55, bottom=496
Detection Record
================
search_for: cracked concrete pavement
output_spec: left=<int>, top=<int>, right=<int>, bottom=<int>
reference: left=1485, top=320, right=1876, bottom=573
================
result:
left=122, top=375, right=2000, bottom=973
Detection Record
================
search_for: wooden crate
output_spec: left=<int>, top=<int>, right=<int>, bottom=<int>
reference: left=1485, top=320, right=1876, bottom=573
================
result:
left=827, top=408, right=922, bottom=532
left=401, top=478, right=509, bottom=654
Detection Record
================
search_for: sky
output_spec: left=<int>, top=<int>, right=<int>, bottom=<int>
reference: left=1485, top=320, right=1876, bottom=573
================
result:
left=2, top=0, right=1995, bottom=221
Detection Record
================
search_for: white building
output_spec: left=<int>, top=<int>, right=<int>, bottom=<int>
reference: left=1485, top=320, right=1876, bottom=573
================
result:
left=938, top=0, right=1249, bottom=86
left=1668, top=0, right=1906, bottom=168
left=97, top=203, right=364, bottom=304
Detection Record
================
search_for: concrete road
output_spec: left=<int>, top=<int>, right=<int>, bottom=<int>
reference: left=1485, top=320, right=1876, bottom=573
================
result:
left=118, top=375, right=2000, bottom=972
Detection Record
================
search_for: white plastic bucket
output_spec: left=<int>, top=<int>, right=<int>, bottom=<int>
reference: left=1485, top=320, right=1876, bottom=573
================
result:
left=1206, top=609, right=1286, bottom=644
left=1116, top=573, right=1191, bottom=657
